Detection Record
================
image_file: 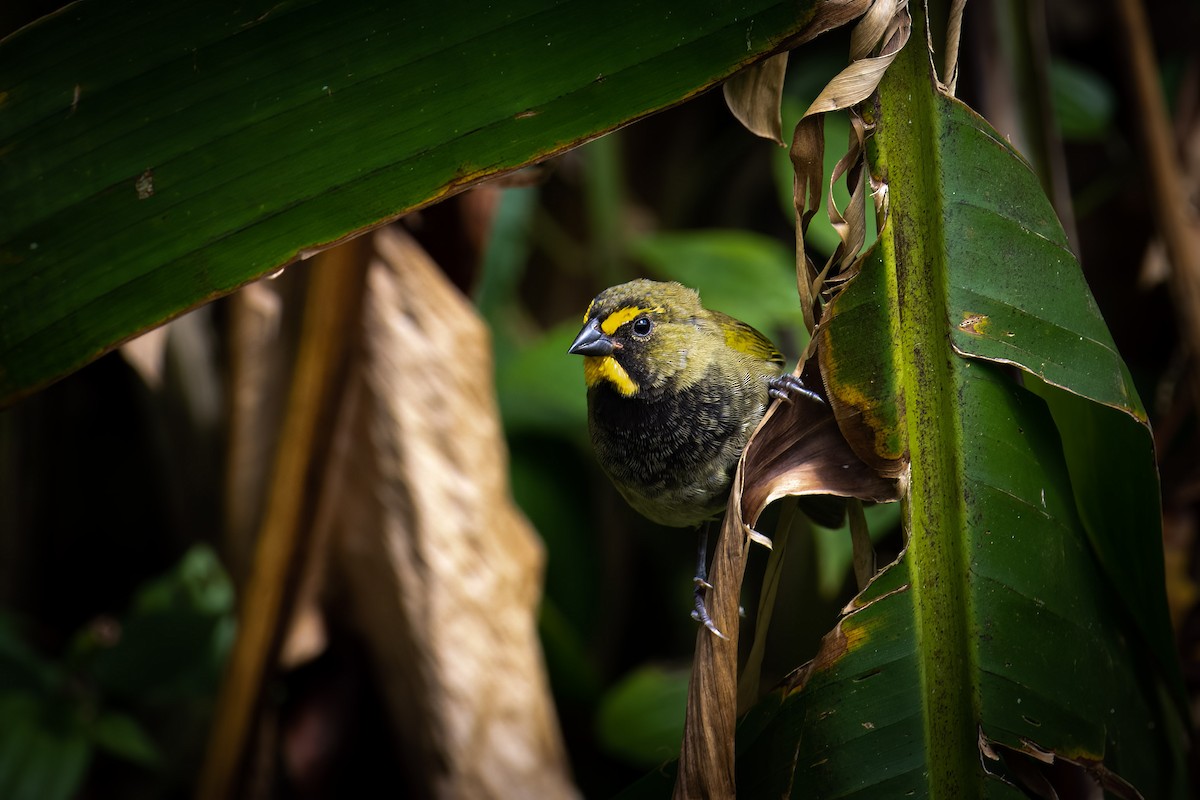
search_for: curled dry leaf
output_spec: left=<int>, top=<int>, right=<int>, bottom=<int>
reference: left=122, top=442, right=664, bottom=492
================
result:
left=792, top=4, right=910, bottom=344
left=942, top=0, right=967, bottom=94
left=980, top=735, right=1145, bottom=800
left=722, top=0, right=872, bottom=144
left=792, top=115, right=827, bottom=334
left=674, top=360, right=898, bottom=799
left=739, top=363, right=900, bottom=528
left=803, top=2, right=911, bottom=118
left=673, top=501, right=745, bottom=799
left=723, top=53, right=789, bottom=145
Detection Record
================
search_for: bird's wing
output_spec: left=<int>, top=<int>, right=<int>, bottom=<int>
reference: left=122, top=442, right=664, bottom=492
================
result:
left=710, top=311, right=785, bottom=369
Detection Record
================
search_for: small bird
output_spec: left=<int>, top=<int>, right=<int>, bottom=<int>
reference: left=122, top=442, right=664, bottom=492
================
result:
left=567, top=279, right=822, bottom=627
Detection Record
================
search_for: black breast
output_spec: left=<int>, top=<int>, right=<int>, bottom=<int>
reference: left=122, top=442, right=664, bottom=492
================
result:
left=587, top=372, right=753, bottom=494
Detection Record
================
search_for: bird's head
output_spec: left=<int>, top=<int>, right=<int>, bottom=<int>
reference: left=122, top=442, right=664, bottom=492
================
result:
left=567, top=279, right=710, bottom=398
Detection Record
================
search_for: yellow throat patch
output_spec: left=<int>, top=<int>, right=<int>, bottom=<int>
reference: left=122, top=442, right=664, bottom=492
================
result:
left=584, top=355, right=638, bottom=396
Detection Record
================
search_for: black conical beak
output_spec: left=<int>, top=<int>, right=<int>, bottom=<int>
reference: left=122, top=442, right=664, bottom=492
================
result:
left=567, top=317, right=614, bottom=356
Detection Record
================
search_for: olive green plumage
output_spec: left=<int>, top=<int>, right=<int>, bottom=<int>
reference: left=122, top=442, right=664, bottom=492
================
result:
left=567, top=279, right=790, bottom=528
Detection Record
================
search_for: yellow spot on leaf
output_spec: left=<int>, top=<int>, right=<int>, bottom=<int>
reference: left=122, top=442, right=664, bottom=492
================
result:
left=798, top=614, right=873, bottom=685
left=958, top=312, right=989, bottom=335
left=820, top=339, right=905, bottom=463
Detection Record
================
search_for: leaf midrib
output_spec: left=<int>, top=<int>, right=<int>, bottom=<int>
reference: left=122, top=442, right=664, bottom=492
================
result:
left=873, top=24, right=981, bottom=799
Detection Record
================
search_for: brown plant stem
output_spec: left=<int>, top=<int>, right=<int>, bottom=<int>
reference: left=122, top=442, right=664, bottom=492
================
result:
left=1114, top=0, right=1200, bottom=408
left=197, top=242, right=370, bottom=800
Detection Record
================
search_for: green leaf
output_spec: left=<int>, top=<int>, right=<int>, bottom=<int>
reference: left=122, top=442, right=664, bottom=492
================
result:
left=89, top=712, right=161, bottom=766
left=1027, top=378, right=1184, bottom=711
left=596, top=665, right=690, bottom=767
left=750, top=11, right=1185, bottom=797
left=89, top=544, right=235, bottom=702
left=934, top=109, right=1141, bottom=419
left=495, top=320, right=589, bottom=436
left=0, top=694, right=91, bottom=800
left=742, top=370, right=1178, bottom=797
left=131, top=542, right=234, bottom=617
left=1050, top=60, right=1115, bottom=141
left=0, top=0, right=823, bottom=404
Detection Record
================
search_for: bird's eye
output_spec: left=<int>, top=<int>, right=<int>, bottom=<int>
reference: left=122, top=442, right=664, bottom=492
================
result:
left=631, top=317, right=653, bottom=337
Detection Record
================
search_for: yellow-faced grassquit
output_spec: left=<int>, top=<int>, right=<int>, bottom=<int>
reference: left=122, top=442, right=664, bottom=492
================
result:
left=568, top=278, right=821, bottom=529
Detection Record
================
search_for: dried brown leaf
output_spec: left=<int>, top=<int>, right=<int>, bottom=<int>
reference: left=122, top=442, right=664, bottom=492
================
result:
left=675, top=360, right=897, bottom=798
left=943, top=0, right=967, bottom=94
left=823, top=112, right=870, bottom=280
left=849, top=0, right=900, bottom=60
left=331, top=227, right=578, bottom=799
left=724, top=53, right=789, bottom=145
left=792, top=4, right=910, bottom=343
left=981, top=734, right=1146, bottom=800
left=791, top=115, right=827, bottom=334
left=723, top=0, right=875, bottom=146
left=674, top=505, right=745, bottom=799
left=740, top=372, right=899, bottom=526
left=803, top=7, right=911, bottom=117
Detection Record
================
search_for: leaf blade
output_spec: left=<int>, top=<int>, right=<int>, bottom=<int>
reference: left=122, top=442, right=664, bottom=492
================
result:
left=1, top=0, right=826, bottom=403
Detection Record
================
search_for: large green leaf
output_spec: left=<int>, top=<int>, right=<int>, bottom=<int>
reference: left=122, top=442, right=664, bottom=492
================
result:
left=751, top=11, right=1185, bottom=798
left=0, top=0, right=825, bottom=404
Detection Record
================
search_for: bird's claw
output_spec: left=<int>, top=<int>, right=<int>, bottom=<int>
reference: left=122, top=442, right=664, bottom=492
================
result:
left=692, top=588, right=728, bottom=640
left=768, top=373, right=825, bottom=405
left=692, top=523, right=726, bottom=638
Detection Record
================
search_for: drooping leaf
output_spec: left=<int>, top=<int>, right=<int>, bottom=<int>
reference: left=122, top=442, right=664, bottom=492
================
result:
left=674, top=343, right=900, bottom=796
left=723, top=53, right=789, bottom=145
left=746, top=7, right=1186, bottom=796
left=739, top=374, right=900, bottom=523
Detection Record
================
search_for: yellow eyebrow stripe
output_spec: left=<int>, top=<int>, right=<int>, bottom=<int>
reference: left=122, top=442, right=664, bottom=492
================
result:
left=600, top=305, right=662, bottom=335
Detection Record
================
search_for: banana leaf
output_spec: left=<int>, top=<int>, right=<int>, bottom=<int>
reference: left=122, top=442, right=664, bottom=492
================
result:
left=0, top=0, right=835, bottom=404
left=734, top=9, right=1186, bottom=798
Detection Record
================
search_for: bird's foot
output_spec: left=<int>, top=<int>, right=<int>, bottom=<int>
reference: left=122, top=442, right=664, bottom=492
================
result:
left=768, top=373, right=825, bottom=405
left=691, top=524, right=727, bottom=638
left=691, top=582, right=728, bottom=640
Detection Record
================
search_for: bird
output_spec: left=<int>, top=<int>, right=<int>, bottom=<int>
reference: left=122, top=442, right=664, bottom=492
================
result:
left=567, top=278, right=823, bottom=630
